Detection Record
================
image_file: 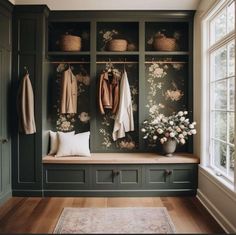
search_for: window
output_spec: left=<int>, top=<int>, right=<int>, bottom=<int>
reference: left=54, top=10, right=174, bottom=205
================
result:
left=205, top=0, right=235, bottom=182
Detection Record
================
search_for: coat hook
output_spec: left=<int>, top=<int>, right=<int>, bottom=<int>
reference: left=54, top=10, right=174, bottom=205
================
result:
left=124, top=58, right=126, bottom=70
left=24, top=66, right=29, bottom=75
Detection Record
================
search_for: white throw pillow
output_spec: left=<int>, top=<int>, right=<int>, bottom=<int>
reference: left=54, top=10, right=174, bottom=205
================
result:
left=56, top=131, right=91, bottom=157
left=48, top=130, right=75, bottom=155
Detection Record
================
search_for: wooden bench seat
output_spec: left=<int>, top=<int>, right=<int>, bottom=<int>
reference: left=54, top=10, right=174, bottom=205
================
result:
left=42, top=152, right=200, bottom=164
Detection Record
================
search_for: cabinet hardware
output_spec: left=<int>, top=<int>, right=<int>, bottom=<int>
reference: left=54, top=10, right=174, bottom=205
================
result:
left=112, top=170, right=120, bottom=176
left=1, top=139, right=8, bottom=144
left=165, top=169, right=173, bottom=176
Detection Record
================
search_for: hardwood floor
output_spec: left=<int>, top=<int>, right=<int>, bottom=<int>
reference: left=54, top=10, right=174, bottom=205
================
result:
left=0, top=197, right=224, bottom=234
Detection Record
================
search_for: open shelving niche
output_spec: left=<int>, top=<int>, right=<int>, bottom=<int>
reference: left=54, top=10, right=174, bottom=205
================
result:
left=44, top=17, right=193, bottom=154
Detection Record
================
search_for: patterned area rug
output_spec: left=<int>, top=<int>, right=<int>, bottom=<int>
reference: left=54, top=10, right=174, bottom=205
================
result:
left=53, top=207, right=176, bottom=234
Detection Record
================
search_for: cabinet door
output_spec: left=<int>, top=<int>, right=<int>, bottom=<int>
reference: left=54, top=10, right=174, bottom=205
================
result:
left=44, top=164, right=90, bottom=190
left=0, top=1, right=12, bottom=204
left=92, top=165, right=118, bottom=189
left=145, top=165, right=170, bottom=189
left=169, top=164, right=197, bottom=189
left=117, top=165, right=142, bottom=189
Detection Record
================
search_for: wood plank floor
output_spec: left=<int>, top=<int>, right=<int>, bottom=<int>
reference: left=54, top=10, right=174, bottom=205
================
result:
left=0, top=197, right=224, bottom=234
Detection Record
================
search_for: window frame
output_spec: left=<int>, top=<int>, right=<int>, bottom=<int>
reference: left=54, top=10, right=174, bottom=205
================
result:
left=202, top=0, right=235, bottom=184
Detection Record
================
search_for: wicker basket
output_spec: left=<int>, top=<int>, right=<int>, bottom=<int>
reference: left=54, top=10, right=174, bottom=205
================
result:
left=153, top=35, right=176, bottom=51
left=107, top=39, right=128, bottom=52
left=59, top=34, right=82, bottom=51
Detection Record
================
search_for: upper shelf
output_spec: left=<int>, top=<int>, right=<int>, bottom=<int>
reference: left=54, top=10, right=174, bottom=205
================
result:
left=145, top=22, right=189, bottom=52
left=96, top=51, right=139, bottom=55
left=97, top=22, right=139, bottom=52
left=145, top=51, right=189, bottom=55
left=48, top=21, right=90, bottom=52
left=47, top=51, right=90, bottom=56
left=47, top=21, right=191, bottom=55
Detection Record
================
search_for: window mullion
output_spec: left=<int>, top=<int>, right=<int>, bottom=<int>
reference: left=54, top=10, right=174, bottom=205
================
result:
left=208, top=32, right=235, bottom=54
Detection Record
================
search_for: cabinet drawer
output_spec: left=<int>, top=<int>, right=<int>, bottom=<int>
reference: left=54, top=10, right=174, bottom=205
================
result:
left=169, top=164, right=197, bottom=189
left=92, top=165, right=117, bottom=189
left=43, top=164, right=90, bottom=190
left=145, top=164, right=198, bottom=190
left=91, top=165, right=142, bottom=190
left=118, top=166, right=142, bottom=189
left=145, top=165, right=170, bottom=189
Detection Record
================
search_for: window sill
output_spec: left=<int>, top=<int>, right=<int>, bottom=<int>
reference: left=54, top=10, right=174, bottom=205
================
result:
left=199, top=165, right=236, bottom=203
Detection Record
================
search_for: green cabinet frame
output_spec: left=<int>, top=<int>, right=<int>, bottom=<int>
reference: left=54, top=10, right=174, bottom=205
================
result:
left=43, top=163, right=198, bottom=196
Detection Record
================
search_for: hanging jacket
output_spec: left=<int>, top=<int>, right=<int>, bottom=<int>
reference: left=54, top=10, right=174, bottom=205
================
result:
left=112, top=69, right=134, bottom=141
left=60, top=67, right=78, bottom=114
left=98, top=71, right=119, bottom=115
left=17, top=73, right=36, bottom=134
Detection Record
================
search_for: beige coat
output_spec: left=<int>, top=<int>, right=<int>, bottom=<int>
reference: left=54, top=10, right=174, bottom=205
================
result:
left=60, top=67, right=77, bottom=114
left=18, top=74, right=36, bottom=134
left=112, top=70, right=134, bottom=141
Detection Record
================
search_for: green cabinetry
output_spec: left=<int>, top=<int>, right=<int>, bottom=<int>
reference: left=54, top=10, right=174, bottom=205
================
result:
left=11, top=5, right=49, bottom=196
left=43, top=160, right=198, bottom=196
left=0, top=0, right=13, bottom=205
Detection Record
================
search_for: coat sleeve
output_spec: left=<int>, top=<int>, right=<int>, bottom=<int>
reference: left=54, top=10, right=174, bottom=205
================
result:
left=98, top=73, right=105, bottom=114
left=60, top=70, right=68, bottom=114
left=18, top=75, right=36, bottom=134
left=112, top=78, right=119, bottom=115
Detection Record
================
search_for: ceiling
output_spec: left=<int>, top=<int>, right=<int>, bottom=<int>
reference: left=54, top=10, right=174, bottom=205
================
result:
left=8, top=0, right=201, bottom=10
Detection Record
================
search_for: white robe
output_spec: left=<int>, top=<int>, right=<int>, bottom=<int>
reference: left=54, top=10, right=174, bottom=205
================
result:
left=112, top=69, right=134, bottom=141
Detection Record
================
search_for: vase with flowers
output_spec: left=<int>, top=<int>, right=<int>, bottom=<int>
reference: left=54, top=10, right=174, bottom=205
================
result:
left=141, top=111, right=197, bottom=156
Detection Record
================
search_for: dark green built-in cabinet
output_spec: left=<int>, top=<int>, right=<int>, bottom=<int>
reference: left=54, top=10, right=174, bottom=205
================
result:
left=0, top=0, right=13, bottom=204
left=10, top=4, right=196, bottom=196
left=11, top=5, right=49, bottom=196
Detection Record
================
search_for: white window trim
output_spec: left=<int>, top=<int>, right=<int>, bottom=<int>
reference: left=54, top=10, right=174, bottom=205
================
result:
left=201, top=0, right=236, bottom=190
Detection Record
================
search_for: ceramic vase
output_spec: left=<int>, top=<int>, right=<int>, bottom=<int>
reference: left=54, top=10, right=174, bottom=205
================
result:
left=162, top=138, right=177, bottom=157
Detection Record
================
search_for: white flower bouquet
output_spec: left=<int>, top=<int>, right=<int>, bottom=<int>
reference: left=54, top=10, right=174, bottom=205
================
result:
left=141, top=111, right=197, bottom=145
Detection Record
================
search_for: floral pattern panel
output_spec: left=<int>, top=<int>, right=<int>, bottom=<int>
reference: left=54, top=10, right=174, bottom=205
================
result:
left=49, top=63, right=90, bottom=133
left=95, top=61, right=139, bottom=151
left=144, top=56, right=189, bottom=149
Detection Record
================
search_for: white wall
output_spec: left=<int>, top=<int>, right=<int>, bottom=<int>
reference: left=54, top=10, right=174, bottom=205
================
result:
left=14, top=0, right=200, bottom=10
left=194, top=0, right=236, bottom=233
left=8, top=0, right=15, bottom=4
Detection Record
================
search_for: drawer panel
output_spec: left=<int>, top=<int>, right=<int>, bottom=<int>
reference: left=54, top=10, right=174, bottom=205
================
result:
left=43, top=164, right=90, bottom=190
left=92, top=166, right=117, bottom=189
left=118, top=166, right=142, bottom=189
left=170, top=164, right=197, bottom=189
left=46, top=169, right=86, bottom=183
left=96, top=169, right=115, bottom=184
left=145, top=165, right=169, bottom=189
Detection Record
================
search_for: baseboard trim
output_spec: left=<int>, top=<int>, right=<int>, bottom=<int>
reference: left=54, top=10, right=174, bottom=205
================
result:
left=43, top=189, right=196, bottom=197
left=12, top=190, right=43, bottom=197
left=197, top=189, right=236, bottom=233
left=0, top=190, right=12, bottom=206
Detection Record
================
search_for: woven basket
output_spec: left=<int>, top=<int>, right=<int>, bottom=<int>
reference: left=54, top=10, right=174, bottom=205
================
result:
left=107, top=39, right=128, bottom=52
left=59, top=34, right=81, bottom=51
left=153, top=35, right=176, bottom=51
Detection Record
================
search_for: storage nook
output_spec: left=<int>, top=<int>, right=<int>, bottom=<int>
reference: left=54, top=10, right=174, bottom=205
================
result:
left=11, top=8, right=198, bottom=196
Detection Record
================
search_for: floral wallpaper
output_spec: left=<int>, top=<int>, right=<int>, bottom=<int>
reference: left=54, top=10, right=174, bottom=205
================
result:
left=51, top=63, right=90, bottom=133
left=96, top=63, right=139, bottom=151
left=48, top=57, right=189, bottom=152
left=146, top=59, right=187, bottom=115
left=145, top=57, right=188, bottom=148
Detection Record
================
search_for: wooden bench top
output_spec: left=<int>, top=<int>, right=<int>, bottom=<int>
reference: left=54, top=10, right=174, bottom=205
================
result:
left=42, top=153, right=200, bottom=164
